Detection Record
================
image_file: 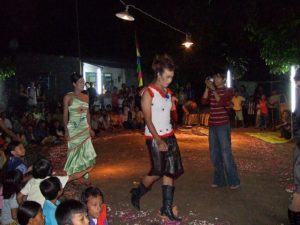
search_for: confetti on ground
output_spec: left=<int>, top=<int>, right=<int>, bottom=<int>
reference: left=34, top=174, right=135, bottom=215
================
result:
left=28, top=128, right=293, bottom=224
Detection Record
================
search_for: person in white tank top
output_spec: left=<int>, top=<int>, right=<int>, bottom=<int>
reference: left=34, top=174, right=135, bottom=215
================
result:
left=130, top=54, right=183, bottom=221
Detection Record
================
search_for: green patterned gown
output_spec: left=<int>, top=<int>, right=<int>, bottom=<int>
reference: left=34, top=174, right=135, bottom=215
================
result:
left=64, top=97, right=97, bottom=175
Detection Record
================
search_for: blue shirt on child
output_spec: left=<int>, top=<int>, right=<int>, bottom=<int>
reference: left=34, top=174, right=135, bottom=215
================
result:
left=43, top=200, right=61, bottom=225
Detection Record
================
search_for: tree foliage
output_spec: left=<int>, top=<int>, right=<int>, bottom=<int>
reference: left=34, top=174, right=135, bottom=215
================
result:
left=245, top=3, right=300, bottom=74
left=0, top=56, right=16, bottom=80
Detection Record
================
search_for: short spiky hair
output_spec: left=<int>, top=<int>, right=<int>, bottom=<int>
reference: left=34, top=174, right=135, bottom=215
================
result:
left=32, top=158, right=53, bottom=179
left=81, top=186, right=104, bottom=204
left=56, top=199, right=87, bottom=225
left=152, top=54, right=175, bottom=76
left=5, top=141, right=21, bottom=157
left=40, top=177, right=62, bottom=201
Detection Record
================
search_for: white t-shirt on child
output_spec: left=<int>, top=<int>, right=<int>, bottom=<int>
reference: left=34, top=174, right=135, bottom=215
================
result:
left=21, top=176, right=69, bottom=206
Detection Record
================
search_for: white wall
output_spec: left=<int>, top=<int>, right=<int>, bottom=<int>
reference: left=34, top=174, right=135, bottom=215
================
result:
left=102, top=67, right=126, bottom=88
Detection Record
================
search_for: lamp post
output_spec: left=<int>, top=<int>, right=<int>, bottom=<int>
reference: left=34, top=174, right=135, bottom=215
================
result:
left=291, top=65, right=297, bottom=139
left=115, top=0, right=194, bottom=49
left=291, top=66, right=297, bottom=113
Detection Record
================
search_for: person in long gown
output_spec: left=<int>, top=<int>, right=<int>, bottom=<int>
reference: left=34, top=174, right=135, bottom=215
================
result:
left=63, top=73, right=97, bottom=179
left=130, top=54, right=184, bottom=221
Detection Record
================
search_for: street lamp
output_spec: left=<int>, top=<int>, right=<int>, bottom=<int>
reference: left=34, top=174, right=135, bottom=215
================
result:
left=115, top=5, right=135, bottom=21
left=182, top=34, right=194, bottom=49
left=116, top=1, right=194, bottom=49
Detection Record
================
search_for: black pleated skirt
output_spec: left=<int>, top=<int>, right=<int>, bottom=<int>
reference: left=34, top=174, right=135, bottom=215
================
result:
left=146, top=135, right=184, bottom=179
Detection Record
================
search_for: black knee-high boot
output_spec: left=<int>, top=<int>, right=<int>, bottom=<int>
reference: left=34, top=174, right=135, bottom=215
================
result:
left=288, top=208, right=300, bottom=225
left=130, top=183, right=151, bottom=210
left=161, top=185, right=181, bottom=221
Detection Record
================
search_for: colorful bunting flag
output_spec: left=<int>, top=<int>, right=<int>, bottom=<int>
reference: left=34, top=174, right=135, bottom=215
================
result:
left=135, top=33, right=143, bottom=87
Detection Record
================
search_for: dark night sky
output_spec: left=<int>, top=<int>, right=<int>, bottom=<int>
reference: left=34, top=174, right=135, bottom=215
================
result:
left=0, top=0, right=297, bottom=83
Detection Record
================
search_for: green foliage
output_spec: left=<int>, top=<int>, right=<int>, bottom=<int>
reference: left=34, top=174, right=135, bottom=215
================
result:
left=246, top=11, right=300, bottom=74
left=226, top=56, right=248, bottom=80
left=0, top=57, right=16, bottom=80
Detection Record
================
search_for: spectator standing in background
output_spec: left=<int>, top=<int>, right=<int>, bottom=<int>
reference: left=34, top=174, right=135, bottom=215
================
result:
left=27, top=82, right=37, bottom=109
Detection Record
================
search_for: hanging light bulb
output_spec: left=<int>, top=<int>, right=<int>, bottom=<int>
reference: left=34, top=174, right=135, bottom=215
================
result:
left=115, top=6, right=135, bottom=21
left=182, top=33, right=194, bottom=49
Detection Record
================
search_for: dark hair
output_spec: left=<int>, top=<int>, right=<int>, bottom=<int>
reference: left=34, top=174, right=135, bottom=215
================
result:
left=17, top=201, right=42, bottom=225
left=71, top=72, right=83, bottom=84
left=56, top=199, right=86, bottom=225
left=40, top=177, right=62, bottom=201
left=81, top=186, right=104, bottom=204
left=3, top=170, right=23, bottom=199
left=294, top=68, right=300, bottom=81
left=5, top=141, right=21, bottom=157
left=32, top=158, right=53, bottom=179
left=152, top=54, right=175, bottom=76
left=212, top=72, right=225, bottom=79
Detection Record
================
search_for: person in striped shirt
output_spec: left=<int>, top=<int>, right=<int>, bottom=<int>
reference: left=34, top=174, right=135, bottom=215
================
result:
left=201, top=72, right=240, bottom=189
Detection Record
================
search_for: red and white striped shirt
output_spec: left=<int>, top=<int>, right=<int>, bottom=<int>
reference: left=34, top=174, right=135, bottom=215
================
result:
left=202, top=87, right=233, bottom=126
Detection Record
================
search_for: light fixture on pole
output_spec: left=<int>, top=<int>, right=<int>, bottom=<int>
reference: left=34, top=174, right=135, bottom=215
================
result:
left=115, top=5, right=135, bottom=21
left=182, top=33, right=194, bottom=49
left=116, top=0, right=194, bottom=49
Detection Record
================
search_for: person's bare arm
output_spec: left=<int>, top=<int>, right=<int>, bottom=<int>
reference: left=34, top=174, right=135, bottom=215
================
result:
left=202, top=87, right=209, bottom=100
left=11, top=208, right=18, bottom=220
left=182, top=104, right=189, bottom=114
left=63, top=94, right=70, bottom=140
left=17, top=192, right=26, bottom=205
left=141, top=90, right=167, bottom=151
left=0, top=120, right=19, bottom=141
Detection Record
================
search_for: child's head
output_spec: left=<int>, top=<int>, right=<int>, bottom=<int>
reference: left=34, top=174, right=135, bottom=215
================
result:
left=3, top=170, right=23, bottom=199
left=32, top=158, right=53, bottom=179
left=5, top=141, right=25, bottom=158
left=17, top=201, right=44, bottom=225
left=40, top=177, right=63, bottom=201
left=234, top=90, right=239, bottom=97
left=56, top=199, right=89, bottom=225
left=81, top=186, right=104, bottom=219
left=261, top=95, right=266, bottom=100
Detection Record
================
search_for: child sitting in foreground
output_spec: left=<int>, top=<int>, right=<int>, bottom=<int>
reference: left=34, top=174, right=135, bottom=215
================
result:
left=81, top=186, right=108, bottom=225
left=55, top=199, right=89, bottom=225
left=40, top=177, right=64, bottom=225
